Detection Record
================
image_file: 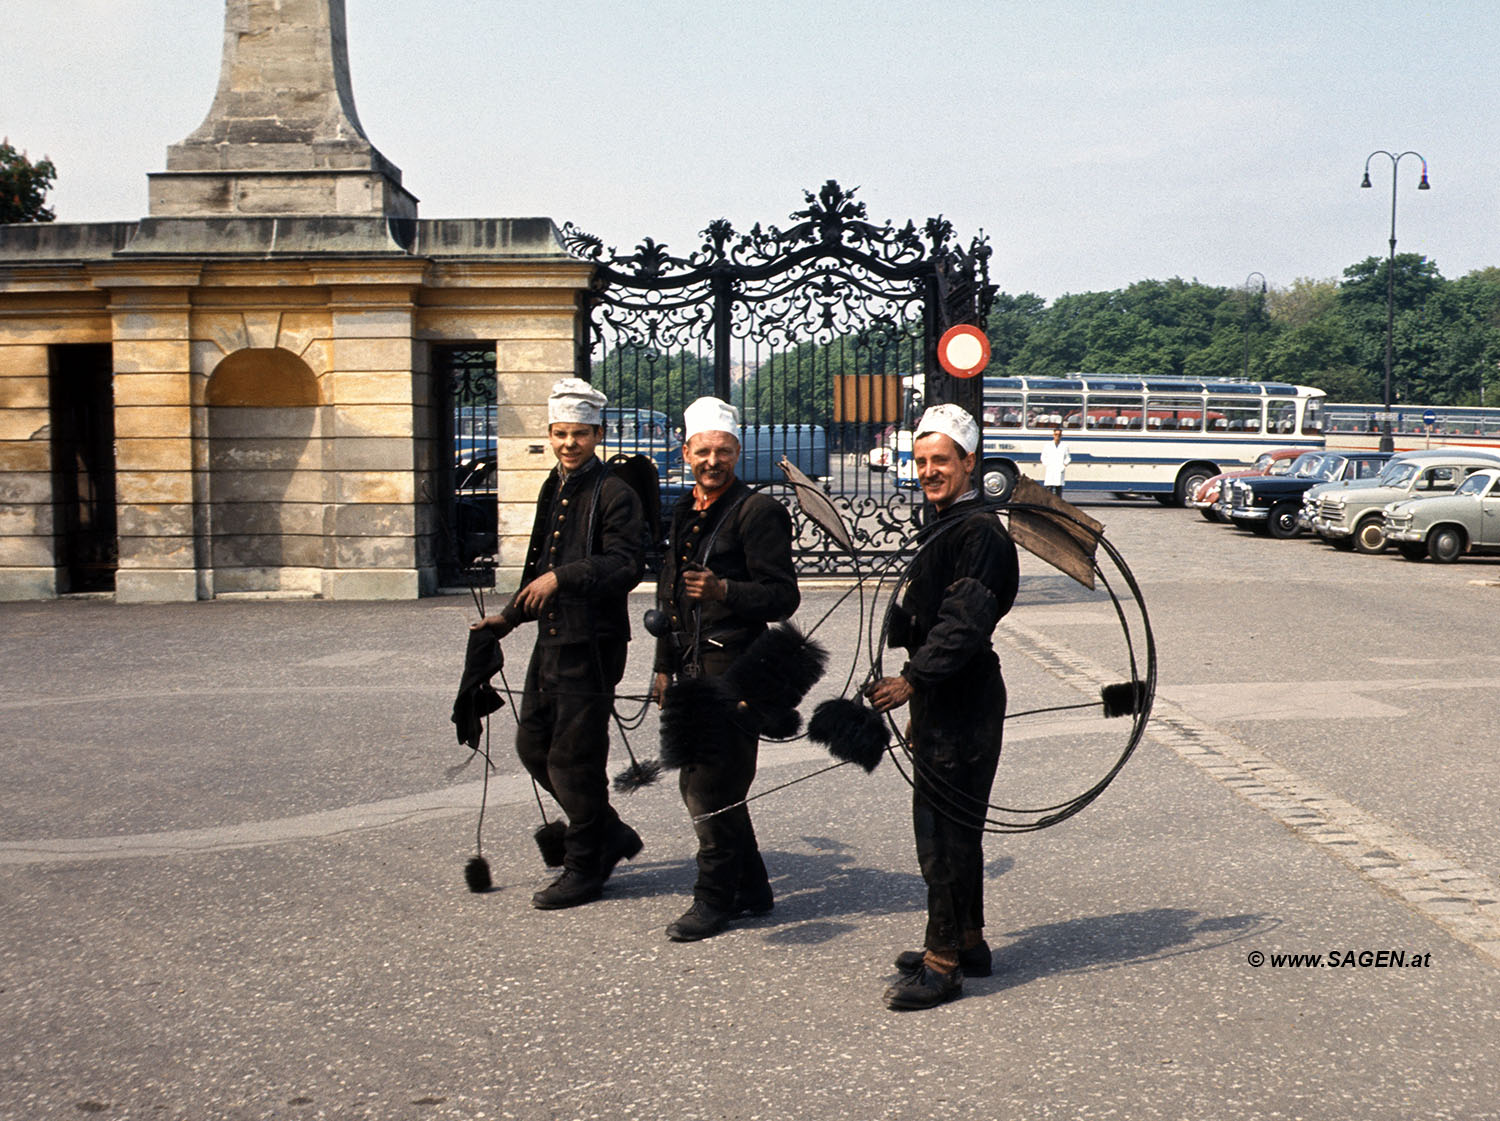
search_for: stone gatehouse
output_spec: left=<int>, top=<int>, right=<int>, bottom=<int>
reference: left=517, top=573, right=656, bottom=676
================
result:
left=0, top=0, right=584, bottom=601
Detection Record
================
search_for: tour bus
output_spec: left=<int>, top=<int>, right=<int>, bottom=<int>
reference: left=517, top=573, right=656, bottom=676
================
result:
left=905, top=374, right=1328, bottom=504
left=1322, top=402, right=1500, bottom=452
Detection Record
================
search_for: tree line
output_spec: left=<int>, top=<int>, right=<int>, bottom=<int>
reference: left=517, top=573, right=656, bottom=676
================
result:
left=595, top=257, right=1500, bottom=428
left=984, top=256, right=1500, bottom=408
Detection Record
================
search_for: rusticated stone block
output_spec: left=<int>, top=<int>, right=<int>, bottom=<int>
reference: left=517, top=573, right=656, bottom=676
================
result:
left=116, top=470, right=195, bottom=504
left=210, top=532, right=326, bottom=568
left=328, top=436, right=413, bottom=472
left=321, top=568, right=419, bottom=600
left=327, top=502, right=414, bottom=537
left=117, top=533, right=196, bottom=567
left=208, top=406, right=325, bottom=440
left=114, top=407, right=192, bottom=439
left=117, top=503, right=194, bottom=538
left=0, top=472, right=52, bottom=504
left=208, top=468, right=326, bottom=503
left=331, top=535, right=415, bottom=569
left=0, top=345, right=49, bottom=376
left=330, top=404, right=417, bottom=440
left=335, top=471, right=414, bottom=504
left=113, top=373, right=193, bottom=407
left=212, top=565, right=323, bottom=596
left=0, top=408, right=49, bottom=442
left=0, top=442, right=51, bottom=472
left=114, top=438, right=193, bottom=472
left=0, top=376, right=48, bottom=409
left=0, top=502, right=54, bottom=536
left=208, top=436, right=325, bottom=473
left=209, top=500, right=326, bottom=537
left=115, top=569, right=199, bottom=603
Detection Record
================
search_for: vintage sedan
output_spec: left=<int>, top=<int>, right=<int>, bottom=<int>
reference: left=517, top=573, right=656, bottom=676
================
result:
left=1383, top=467, right=1500, bottom=562
left=1226, top=450, right=1391, bottom=538
left=1312, top=449, right=1500, bottom=554
left=1191, top=447, right=1304, bottom=522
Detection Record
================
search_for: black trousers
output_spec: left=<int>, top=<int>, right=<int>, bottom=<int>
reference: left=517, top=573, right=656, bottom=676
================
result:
left=515, top=639, right=628, bottom=874
left=910, top=673, right=1007, bottom=952
left=677, top=648, right=770, bottom=911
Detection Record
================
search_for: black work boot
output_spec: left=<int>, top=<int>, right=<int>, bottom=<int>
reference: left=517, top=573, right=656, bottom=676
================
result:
left=893, top=941, right=992, bottom=977
left=666, top=899, right=730, bottom=942
left=731, top=882, right=774, bottom=916
left=883, top=963, right=962, bottom=1011
left=531, top=867, right=605, bottom=910
left=598, top=820, right=643, bottom=882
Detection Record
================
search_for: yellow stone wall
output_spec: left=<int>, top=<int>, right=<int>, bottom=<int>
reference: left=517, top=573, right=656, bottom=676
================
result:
left=0, top=250, right=591, bottom=601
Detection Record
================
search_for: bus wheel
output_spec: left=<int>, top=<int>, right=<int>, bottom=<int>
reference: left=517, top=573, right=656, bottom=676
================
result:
left=982, top=461, right=1017, bottom=502
left=1353, top=516, right=1387, bottom=554
left=1427, top=526, right=1465, bottom=563
left=1174, top=465, right=1215, bottom=507
left=1267, top=503, right=1301, bottom=539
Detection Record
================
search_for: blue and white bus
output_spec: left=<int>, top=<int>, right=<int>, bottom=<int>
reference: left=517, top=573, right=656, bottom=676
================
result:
left=1322, top=402, right=1500, bottom=452
left=936, top=375, right=1328, bottom=504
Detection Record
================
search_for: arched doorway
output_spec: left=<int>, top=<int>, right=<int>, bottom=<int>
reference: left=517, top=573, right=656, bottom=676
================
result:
left=205, top=347, right=322, bottom=595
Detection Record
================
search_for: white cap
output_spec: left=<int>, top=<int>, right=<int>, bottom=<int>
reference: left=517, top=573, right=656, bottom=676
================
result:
left=547, top=378, right=607, bottom=426
left=915, top=403, right=980, bottom=455
left=683, top=396, right=740, bottom=441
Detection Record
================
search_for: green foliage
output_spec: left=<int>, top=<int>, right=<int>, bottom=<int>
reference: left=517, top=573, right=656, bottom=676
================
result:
left=595, top=255, right=1500, bottom=418
left=1, top=140, right=57, bottom=223
left=593, top=342, right=714, bottom=427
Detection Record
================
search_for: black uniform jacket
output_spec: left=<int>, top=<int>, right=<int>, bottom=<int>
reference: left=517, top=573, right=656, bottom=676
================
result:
left=653, top=478, right=800, bottom=675
left=516, top=457, right=644, bottom=646
left=894, top=496, right=1019, bottom=695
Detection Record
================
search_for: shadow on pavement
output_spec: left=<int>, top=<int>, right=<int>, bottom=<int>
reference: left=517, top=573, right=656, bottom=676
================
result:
left=980, top=907, right=1280, bottom=992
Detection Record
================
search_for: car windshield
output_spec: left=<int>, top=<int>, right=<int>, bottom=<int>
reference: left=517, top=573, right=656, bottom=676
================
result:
left=1455, top=472, right=1497, bottom=497
left=1380, top=462, right=1418, bottom=488
left=1252, top=452, right=1275, bottom=470
left=1289, top=453, right=1325, bottom=477
left=1311, top=454, right=1347, bottom=480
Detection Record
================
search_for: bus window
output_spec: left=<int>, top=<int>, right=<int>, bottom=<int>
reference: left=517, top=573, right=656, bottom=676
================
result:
left=1149, top=396, right=1205, bottom=432
left=1209, top=397, right=1264, bottom=433
left=1025, top=393, right=1083, bottom=429
left=1270, top=403, right=1299, bottom=434
left=1089, top=395, right=1144, bottom=431
left=1302, top=397, right=1324, bottom=435
left=984, top=392, right=1023, bottom=428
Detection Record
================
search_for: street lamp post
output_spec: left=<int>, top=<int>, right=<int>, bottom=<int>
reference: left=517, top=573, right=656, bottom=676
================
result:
left=1242, top=272, right=1267, bottom=381
left=1361, top=150, right=1430, bottom=453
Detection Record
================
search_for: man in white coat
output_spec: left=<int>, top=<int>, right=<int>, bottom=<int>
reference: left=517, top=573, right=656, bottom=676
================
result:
left=1039, top=427, right=1072, bottom=496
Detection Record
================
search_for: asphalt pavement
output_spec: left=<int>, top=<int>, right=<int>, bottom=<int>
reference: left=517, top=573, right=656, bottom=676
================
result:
left=4, top=498, right=1500, bottom=1120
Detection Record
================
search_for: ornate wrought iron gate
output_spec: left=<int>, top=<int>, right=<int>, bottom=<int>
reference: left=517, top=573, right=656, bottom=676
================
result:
left=564, top=181, right=993, bottom=574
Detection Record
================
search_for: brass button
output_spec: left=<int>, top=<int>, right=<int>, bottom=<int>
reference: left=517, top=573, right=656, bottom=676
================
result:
left=553, top=530, right=561, bottom=538
left=561, top=498, right=570, bottom=507
left=548, top=628, right=558, bottom=636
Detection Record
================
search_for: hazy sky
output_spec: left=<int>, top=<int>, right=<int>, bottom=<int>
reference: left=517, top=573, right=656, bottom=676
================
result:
left=4, top=1, right=1496, bottom=301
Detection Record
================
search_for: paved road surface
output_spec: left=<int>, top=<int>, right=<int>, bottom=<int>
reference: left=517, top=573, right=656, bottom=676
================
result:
left=4, top=498, right=1500, bottom=1120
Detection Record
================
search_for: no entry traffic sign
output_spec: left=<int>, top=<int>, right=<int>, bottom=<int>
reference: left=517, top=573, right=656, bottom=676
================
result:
left=937, top=323, right=990, bottom=378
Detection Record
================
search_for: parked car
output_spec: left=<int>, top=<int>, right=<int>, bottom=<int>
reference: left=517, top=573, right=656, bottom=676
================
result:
left=1311, top=449, right=1500, bottom=554
left=1226, top=450, right=1391, bottom=538
left=1382, top=467, right=1500, bottom=562
left=1191, top=447, right=1304, bottom=522
left=1297, top=448, right=1436, bottom=532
